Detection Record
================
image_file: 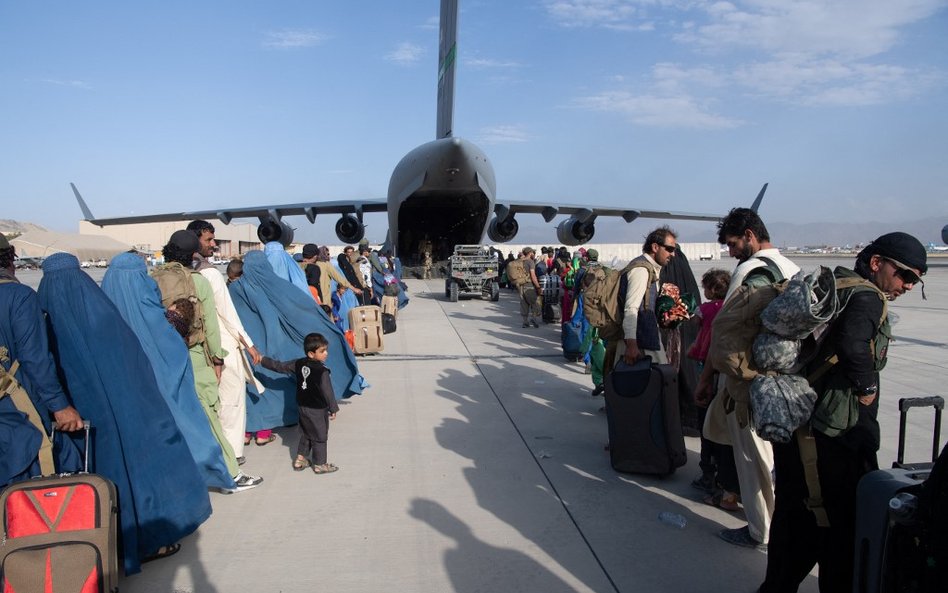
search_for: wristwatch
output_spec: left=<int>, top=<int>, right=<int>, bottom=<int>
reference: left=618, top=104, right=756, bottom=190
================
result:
left=852, top=385, right=878, bottom=396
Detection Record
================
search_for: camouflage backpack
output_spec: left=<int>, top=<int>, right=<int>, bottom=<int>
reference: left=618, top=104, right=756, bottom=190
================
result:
left=150, top=262, right=206, bottom=349
left=581, top=260, right=656, bottom=342
left=505, top=258, right=529, bottom=287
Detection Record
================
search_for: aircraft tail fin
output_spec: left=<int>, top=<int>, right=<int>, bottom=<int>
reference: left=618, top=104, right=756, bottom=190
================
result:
left=71, top=183, right=95, bottom=220
left=436, top=0, right=458, bottom=139
left=750, top=183, right=768, bottom=212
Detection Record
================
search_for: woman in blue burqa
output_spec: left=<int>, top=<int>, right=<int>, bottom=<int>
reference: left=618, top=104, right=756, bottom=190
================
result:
left=263, top=241, right=309, bottom=295
left=38, top=253, right=211, bottom=575
left=101, top=252, right=235, bottom=491
left=229, top=250, right=366, bottom=433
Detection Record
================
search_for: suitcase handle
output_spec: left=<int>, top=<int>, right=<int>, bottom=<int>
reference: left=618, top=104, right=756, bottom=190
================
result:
left=51, top=420, right=92, bottom=474
left=897, top=396, right=944, bottom=466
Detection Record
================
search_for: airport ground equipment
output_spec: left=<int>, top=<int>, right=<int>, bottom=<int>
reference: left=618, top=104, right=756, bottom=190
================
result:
left=444, top=245, right=500, bottom=302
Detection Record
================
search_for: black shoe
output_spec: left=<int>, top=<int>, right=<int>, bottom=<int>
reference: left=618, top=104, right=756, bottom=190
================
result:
left=236, top=456, right=246, bottom=466
left=719, top=526, right=767, bottom=551
left=529, top=319, right=539, bottom=328
left=522, top=322, right=529, bottom=328
left=690, top=473, right=714, bottom=493
left=591, top=384, right=604, bottom=396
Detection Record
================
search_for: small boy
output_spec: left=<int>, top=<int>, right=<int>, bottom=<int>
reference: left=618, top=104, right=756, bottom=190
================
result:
left=261, top=333, right=340, bottom=474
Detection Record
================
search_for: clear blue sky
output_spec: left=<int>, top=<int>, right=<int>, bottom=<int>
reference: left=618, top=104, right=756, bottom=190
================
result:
left=2, top=0, right=946, bottom=244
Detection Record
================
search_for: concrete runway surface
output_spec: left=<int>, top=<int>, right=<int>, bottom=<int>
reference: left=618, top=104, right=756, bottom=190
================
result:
left=12, top=255, right=946, bottom=592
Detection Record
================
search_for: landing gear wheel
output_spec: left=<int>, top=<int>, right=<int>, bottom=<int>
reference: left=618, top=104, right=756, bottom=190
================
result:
left=490, top=282, right=500, bottom=302
left=449, top=281, right=459, bottom=302
left=445, top=279, right=451, bottom=299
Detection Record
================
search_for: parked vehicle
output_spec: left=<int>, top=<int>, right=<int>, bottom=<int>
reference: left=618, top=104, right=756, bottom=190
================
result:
left=444, top=244, right=500, bottom=302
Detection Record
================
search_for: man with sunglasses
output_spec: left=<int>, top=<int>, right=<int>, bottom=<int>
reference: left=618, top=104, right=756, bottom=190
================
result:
left=760, top=232, right=927, bottom=593
left=698, top=207, right=800, bottom=551
left=616, top=225, right=680, bottom=368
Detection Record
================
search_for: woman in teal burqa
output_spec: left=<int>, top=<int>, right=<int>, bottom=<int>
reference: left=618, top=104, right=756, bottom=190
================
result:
left=101, top=252, right=235, bottom=491
left=38, top=253, right=211, bottom=575
left=229, top=250, right=366, bottom=432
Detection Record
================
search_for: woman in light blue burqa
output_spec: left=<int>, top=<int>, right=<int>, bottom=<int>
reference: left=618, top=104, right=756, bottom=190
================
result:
left=229, top=250, right=366, bottom=433
left=38, top=253, right=211, bottom=575
left=264, top=241, right=309, bottom=295
left=101, top=252, right=235, bottom=491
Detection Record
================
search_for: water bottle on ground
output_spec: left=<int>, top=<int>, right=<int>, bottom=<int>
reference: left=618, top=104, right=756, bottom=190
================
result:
left=888, top=492, right=918, bottom=522
left=658, top=511, right=687, bottom=529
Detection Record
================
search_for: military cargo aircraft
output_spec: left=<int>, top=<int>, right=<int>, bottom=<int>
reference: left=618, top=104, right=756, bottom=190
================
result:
left=74, top=0, right=754, bottom=260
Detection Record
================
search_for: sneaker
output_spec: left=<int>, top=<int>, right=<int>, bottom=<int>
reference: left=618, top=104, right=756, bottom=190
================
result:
left=691, top=473, right=715, bottom=493
left=591, top=384, right=605, bottom=397
left=236, top=456, right=246, bottom=466
left=232, top=471, right=263, bottom=492
left=718, top=526, right=767, bottom=551
left=529, top=319, right=539, bottom=328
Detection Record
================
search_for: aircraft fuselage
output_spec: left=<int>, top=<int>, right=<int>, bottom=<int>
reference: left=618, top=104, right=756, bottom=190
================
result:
left=387, top=136, right=496, bottom=261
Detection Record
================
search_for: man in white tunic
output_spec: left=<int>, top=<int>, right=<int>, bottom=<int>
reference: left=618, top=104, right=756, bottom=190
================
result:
left=696, top=208, right=799, bottom=550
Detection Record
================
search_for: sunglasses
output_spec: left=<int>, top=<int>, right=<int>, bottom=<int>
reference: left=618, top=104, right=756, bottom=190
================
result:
left=883, top=258, right=921, bottom=284
left=660, top=244, right=677, bottom=254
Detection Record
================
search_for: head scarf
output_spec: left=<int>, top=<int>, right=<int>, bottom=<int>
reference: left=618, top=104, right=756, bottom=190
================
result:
left=264, top=241, right=309, bottom=296
left=228, top=251, right=366, bottom=432
left=101, top=252, right=234, bottom=491
left=39, top=253, right=210, bottom=575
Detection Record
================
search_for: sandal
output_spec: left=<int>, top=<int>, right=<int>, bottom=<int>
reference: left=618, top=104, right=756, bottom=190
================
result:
left=292, top=456, right=310, bottom=471
left=244, top=435, right=252, bottom=446
left=255, top=434, right=277, bottom=446
left=703, top=490, right=741, bottom=512
left=312, top=463, right=339, bottom=475
left=143, top=542, right=181, bottom=563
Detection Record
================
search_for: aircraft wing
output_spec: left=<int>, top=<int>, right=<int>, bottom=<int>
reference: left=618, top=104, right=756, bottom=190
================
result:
left=73, top=183, right=388, bottom=226
left=499, top=202, right=723, bottom=224
left=495, top=183, right=767, bottom=223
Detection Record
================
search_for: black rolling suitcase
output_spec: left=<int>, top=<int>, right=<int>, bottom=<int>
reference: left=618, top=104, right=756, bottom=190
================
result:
left=604, top=357, right=686, bottom=476
left=854, top=396, right=944, bottom=593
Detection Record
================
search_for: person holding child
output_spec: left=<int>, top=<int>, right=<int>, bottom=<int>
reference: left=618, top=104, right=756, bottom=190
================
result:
left=262, top=333, right=340, bottom=475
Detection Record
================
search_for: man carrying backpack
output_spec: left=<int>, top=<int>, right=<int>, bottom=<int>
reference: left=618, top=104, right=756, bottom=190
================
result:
left=696, top=208, right=799, bottom=550
left=153, top=230, right=263, bottom=492
left=615, top=226, right=679, bottom=369
left=759, top=232, right=926, bottom=593
left=515, top=248, right=542, bottom=328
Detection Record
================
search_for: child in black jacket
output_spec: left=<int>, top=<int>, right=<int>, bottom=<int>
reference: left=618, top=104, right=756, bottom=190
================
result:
left=262, top=333, right=340, bottom=474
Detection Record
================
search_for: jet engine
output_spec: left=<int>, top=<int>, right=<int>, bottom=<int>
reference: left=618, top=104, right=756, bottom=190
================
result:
left=556, top=217, right=595, bottom=246
left=335, top=214, right=365, bottom=244
left=487, top=216, right=519, bottom=243
left=257, top=220, right=295, bottom=247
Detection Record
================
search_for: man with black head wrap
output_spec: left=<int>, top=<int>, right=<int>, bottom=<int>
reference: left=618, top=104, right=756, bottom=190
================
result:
left=760, top=232, right=927, bottom=593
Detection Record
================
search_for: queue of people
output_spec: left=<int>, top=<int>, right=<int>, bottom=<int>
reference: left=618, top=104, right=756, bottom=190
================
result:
left=0, top=227, right=400, bottom=575
left=504, top=211, right=927, bottom=593
left=2, top=213, right=929, bottom=591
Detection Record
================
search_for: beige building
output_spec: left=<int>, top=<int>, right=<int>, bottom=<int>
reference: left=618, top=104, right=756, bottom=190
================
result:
left=79, top=220, right=262, bottom=259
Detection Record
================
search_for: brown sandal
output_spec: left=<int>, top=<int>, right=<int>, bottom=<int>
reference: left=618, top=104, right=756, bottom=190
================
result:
left=312, top=463, right=339, bottom=475
left=292, top=456, right=310, bottom=471
left=255, top=434, right=277, bottom=446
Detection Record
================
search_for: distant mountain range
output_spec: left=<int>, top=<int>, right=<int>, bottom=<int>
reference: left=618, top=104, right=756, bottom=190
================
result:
left=0, top=219, right=47, bottom=235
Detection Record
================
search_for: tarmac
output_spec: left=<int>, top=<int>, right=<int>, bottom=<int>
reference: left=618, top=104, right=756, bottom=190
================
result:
left=14, top=255, right=947, bottom=592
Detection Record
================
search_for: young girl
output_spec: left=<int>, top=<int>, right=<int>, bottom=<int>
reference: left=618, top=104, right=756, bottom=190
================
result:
left=687, top=269, right=741, bottom=511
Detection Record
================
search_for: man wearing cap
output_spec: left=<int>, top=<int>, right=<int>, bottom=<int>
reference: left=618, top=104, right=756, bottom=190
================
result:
left=760, top=232, right=927, bottom=593
left=1, top=235, right=84, bottom=488
left=519, top=248, right=542, bottom=328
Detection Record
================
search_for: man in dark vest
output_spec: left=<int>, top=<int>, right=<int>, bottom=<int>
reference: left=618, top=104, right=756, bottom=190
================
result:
left=760, top=232, right=927, bottom=593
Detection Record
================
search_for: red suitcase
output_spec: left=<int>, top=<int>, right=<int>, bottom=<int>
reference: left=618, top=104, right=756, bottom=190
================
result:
left=0, top=422, right=119, bottom=593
